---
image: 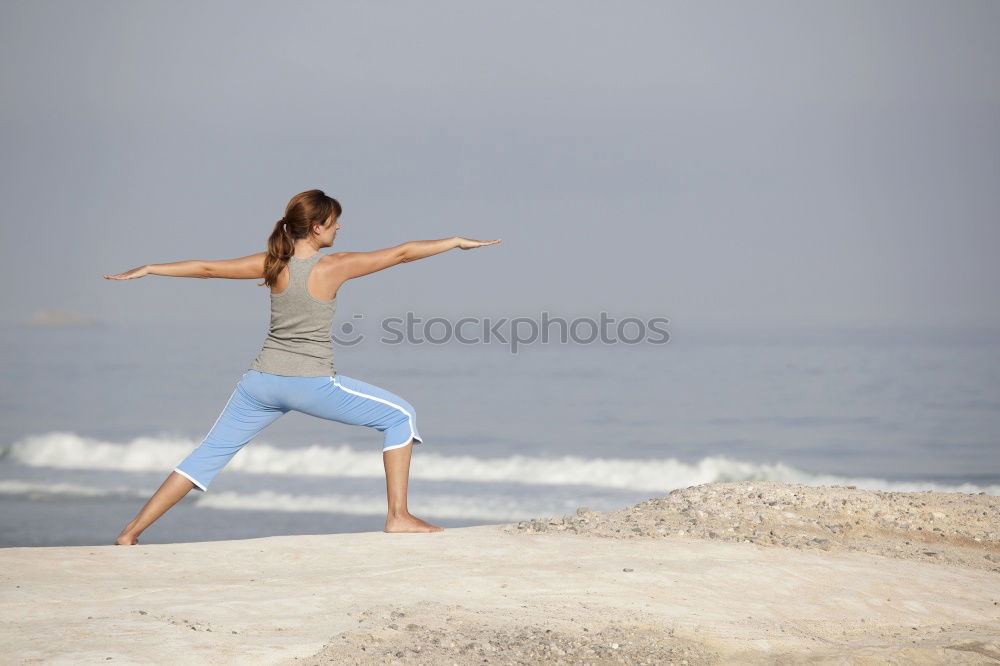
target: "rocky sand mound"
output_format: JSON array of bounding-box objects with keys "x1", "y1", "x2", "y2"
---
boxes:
[{"x1": 502, "y1": 480, "x2": 1000, "y2": 573}]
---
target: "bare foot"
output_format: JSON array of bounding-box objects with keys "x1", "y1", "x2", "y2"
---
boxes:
[
  {"x1": 384, "y1": 512, "x2": 444, "y2": 533},
  {"x1": 114, "y1": 533, "x2": 139, "y2": 545}
]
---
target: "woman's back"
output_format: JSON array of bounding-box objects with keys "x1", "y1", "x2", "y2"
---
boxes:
[{"x1": 249, "y1": 252, "x2": 338, "y2": 377}]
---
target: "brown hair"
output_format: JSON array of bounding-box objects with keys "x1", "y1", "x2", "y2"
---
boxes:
[{"x1": 258, "y1": 189, "x2": 342, "y2": 288}]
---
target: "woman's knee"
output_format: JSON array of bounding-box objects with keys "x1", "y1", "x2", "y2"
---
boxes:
[{"x1": 393, "y1": 394, "x2": 417, "y2": 418}]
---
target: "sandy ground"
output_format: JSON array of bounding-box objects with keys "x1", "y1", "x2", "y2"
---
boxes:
[{"x1": 1, "y1": 481, "x2": 998, "y2": 665}]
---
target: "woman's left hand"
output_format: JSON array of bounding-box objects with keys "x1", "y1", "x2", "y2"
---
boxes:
[{"x1": 104, "y1": 265, "x2": 150, "y2": 280}]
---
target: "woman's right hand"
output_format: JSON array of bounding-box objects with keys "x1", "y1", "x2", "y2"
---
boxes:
[
  {"x1": 104, "y1": 265, "x2": 150, "y2": 280},
  {"x1": 456, "y1": 237, "x2": 502, "y2": 250}
]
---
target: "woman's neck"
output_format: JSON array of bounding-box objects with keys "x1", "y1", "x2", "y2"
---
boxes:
[{"x1": 293, "y1": 243, "x2": 321, "y2": 257}]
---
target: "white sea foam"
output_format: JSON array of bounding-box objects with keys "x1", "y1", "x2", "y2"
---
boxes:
[{"x1": 2, "y1": 431, "x2": 998, "y2": 495}]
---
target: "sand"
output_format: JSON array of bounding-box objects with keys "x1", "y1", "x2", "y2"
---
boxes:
[{"x1": 1, "y1": 481, "x2": 998, "y2": 665}]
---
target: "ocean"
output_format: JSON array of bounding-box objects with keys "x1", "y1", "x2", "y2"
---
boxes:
[{"x1": 1, "y1": 320, "x2": 998, "y2": 547}]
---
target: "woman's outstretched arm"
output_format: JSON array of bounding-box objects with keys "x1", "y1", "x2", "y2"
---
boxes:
[
  {"x1": 404, "y1": 236, "x2": 501, "y2": 261},
  {"x1": 104, "y1": 253, "x2": 267, "y2": 280},
  {"x1": 331, "y1": 236, "x2": 500, "y2": 281}
]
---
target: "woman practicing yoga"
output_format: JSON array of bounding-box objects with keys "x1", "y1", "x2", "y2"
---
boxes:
[{"x1": 103, "y1": 188, "x2": 500, "y2": 545}]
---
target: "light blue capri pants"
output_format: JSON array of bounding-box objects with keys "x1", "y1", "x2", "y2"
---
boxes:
[{"x1": 174, "y1": 370, "x2": 423, "y2": 491}]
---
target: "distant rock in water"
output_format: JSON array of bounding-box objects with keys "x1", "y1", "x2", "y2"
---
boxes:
[{"x1": 26, "y1": 309, "x2": 102, "y2": 327}]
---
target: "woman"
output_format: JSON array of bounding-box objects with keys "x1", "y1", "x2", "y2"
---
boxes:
[{"x1": 104, "y1": 189, "x2": 500, "y2": 545}]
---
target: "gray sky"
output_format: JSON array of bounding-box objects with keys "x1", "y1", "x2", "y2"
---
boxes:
[{"x1": 2, "y1": 0, "x2": 998, "y2": 329}]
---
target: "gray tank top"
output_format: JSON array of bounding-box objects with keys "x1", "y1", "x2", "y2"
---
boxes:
[{"x1": 249, "y1": 252, "x2": 338, "y2": 377}]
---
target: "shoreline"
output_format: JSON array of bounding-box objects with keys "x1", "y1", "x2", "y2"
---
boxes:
[{"x1": 2, "y1": 481, "x2": 998, "y2": 664}]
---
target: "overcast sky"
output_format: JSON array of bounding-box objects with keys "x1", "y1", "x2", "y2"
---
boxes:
[{"x1": 1, "y1": 0, "x2": 998, "y2": 330}]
